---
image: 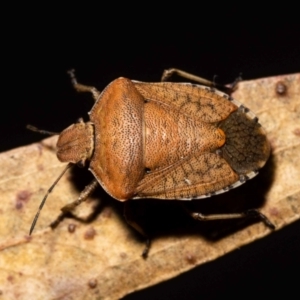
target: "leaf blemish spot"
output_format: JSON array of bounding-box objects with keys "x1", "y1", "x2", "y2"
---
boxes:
[
  {"x1": 101, "y1": 207, "x2": 113, "y2": 218},
  {"x1": 275, "y1": 81, "x2": 287, "y2": 96},
  {"x1": 68, "y1": 223, "x2": 76, "y2": 233},
  {"x1": 120, "y1": 252, "x2": 128, "y2": 259},
  {"x1": 24, "y1": 235, "x2": 32, "y2": 242},
  {"x1": 185, "y1": 252, "x2": 196, "y2": 264},
  {"x1": 88, "y1": 279, "x2": 97, "y2": 289},
  {"x1": 15, "y1": 190, "x2": 31, "y2": 210},
  {"x1": 84, "y1": 227, "x2": 96, "y2": 240},
  {"x1": 292, "y1": 128, "x2": 300, "y2": 137},
  {"x1": 269, "y1": 207, "x2": 279, "y2": 216}
]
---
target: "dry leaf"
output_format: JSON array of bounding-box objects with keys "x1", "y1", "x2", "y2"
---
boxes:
[{"x1": 0, "y1": 74, "x2": 299, "y2": 300}]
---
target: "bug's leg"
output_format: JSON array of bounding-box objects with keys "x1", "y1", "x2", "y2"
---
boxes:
[
  {"x1": 50, "y1": 179, "x2": 98, "y2": 229},
  {"x1": 161, "y1": 68, "x2": 216, "y2": 86},
  {"x1": 124, "y1": 201, "x2": 151, "y2": 258},
  {"x1": 183, "y1": 204, "x2": 275, "y2": 230},
  {"x1": 67, "y1": 69, "x2": 101, "y2": 101},
  {"x1": 161, "y1": 68, "x2": 238, "y2": 93}
]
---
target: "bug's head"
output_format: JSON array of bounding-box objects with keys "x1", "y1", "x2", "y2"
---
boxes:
[{"x1": 57, "y1": 118, "x2": 94, "y2": 167}]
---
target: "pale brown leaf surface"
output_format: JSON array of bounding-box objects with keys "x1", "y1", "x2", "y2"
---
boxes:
[{"x1": 0, "y1": 74, "x2": 299, "y2": 300}]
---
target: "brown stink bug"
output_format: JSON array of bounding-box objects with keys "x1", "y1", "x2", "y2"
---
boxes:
[{"x1": 29, "y1": 68, "x2": 274, "y2": 257}]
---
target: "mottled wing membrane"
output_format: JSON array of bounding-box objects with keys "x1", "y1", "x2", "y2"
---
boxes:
[
  {"x1": 133, "y1": 82, "x2": 237, "y2": 123},
  {"x1": 135, "y1": 153, "x2": 239, "y2": 200}
]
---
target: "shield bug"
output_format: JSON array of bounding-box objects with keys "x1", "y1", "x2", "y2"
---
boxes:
[{"x1": 29, "y1": 68, "x2": 274, "y2": 257}]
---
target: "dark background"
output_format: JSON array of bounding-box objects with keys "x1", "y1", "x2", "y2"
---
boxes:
[{"x1": 2, "y1": 4, "x2": 300, "y2": 299}]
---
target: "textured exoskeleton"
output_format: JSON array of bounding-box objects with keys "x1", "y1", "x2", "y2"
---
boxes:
[
  {"x1": 58, "y1": 77, "x2": 270, "y2": 201},
  {"x1": 30, "y1": 69, "x2": 274, "y2": 257}
]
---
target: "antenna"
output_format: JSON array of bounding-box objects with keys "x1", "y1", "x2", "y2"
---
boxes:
[
  {"x1": 29, "y1": 163, "x2": 72, "y2": 235},
  {"x1": 27, "y1": 125, "x2": 59, "y2": 136}
]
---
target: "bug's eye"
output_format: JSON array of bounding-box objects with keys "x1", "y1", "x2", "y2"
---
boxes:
[{"x1": 77, "y1": 160, "x2": 85, "y2": 168}]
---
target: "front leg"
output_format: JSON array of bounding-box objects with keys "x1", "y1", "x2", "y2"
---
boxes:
[
  {"x1": 50, "y1": 179, "x2": 99, "y2": 229},
  {"x1": 68, "y1": 69, "x2": 101, "y2": 101}
]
